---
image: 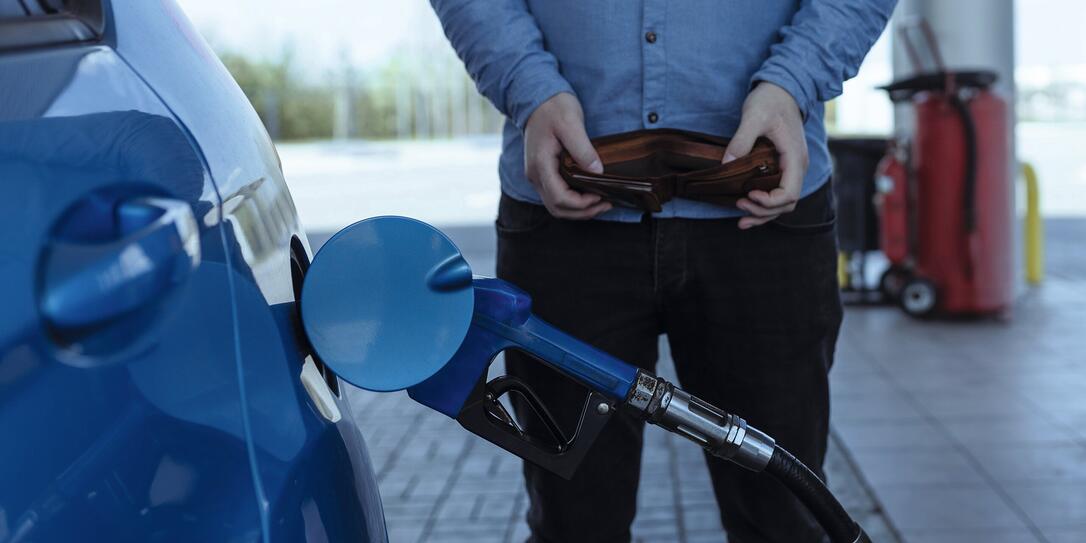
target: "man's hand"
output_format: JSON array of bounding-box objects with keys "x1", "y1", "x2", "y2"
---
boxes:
[
  {"x1": 524, "y1": 93, "x2": 612, "y2": 219},
  {"x1": 723, "y1": 82, "x2": 808, "y2": 230}
]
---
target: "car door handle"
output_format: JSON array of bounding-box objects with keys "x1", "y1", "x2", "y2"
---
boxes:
[{"x1": 41, "y1": 197, "x2": 201, "y2": 329}]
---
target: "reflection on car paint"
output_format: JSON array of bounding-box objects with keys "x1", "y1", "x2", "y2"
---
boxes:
[
  {"x1": 0, "y1": 2, "x2": 387, "y2": 541},
  {"x1": 0, "y1": 45, "x2": 265, "y2": 542}
]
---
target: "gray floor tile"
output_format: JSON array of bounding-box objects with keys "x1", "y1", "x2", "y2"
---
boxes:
[
  {"x1": 968, "y1": 443, "x2": 1086, "y2": 484},
  {"x1": 832, "y1": 418, "x2": 957, "y2": 451},
  {"x1": 383, "y1": 501, "x2": 439, "y2": 520},
  {"x1": 509, "y1": 521, "x2": 530, "y2": 542},
  {"x1": 681, "y1": 504, "x2": 724, "y2": 532},
  {"x1": 874, "y1": 484, "x2": 1029, "y2": 531},
  {"x1": 678, "y1": 488, "x2": 718, "y2": 507},
  {"x1": 387, "y1": 524, "x2": 425, "y2": 543},
  {"x1": 855, "y1": 515, "x2": 904, "y2": 543},
  {"x1": 634, "y1": 505, "x2": 677, "y2": 522},
  {"x1": 910, "y1": 390, "x2": 1037, "y2": 419},
  {"x1": 992, "y1": 369, "x2": 1086, "y2": 392},
  {"x1": 1043, "y1": 527, "x2": 1086, "y2": 543},
  {"x1": 831, "y1": 366, "x2": 902, "y2": 387},
  {"x1": 833, "y1": 391, "x2": 927, "y2": 422},
  {"x1": 898, "y1": 528, "x2": 1041, "y2": 542},
  {"x1": 848, "y1": 448, "x2": 987, "y2": 487},
  {"x1": 1046, "y1": 407, "x2": 1086, "y2": 442},
  {"x1": 891, "y1": 372, "x2": 1020, "y2": 395},
  {"x1": 427, "y1": 525, "x2": 506, "y2": 543},
  {"x1": 1002, "y1": 481, "x2": 1086, "y2": 527},
  {"x1": 940, "y1": 415, "x2": 1080, "y2": 448},
  {"x1": 630, "y1": 521, "x2": 680, "y2": 540},
  {"x1": 1017, "y1": 382, "x2": 1086, "y2": 405},
  {"x1": 827, "y1": 445, "x2": 886, "y2": 511},
  {"x1": 684, "y1": 530, "x2": 728, "y2": 543}
]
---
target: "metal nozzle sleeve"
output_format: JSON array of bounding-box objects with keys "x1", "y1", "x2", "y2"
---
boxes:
[{"x1": 623, "y1": 370, "x2": 776, "y2": 472}]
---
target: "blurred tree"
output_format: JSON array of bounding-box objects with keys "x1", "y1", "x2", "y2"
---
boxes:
[
  {"x1": 215, "y1": 44, "x2": 504, "y2": 141},
  {"x1": 219, "y1": 46, "x2": 334, "y2": 140}
]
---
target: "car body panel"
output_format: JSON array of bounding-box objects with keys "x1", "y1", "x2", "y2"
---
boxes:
[
  {"x1": 108, "y1": 1, "x2": 386, "y2": 539},
  {"x1": 0, "y1": 43, "x2": 264, "y2": 542},
  {"x1": 0, "y1": 1, "x2": 386, "y2": 541}
]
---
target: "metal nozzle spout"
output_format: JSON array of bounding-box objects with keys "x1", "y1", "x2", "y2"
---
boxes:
[{"x1": 623, "y1": 370, "x2": 776, "y2": 472}]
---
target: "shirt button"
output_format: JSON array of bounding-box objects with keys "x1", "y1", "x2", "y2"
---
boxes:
[
  {"x1": 648, "y1": 112, "x2": 659, "y2": 124},
  {"x1": 645, "y1": 31, "x2": 657, "y2": 44}
]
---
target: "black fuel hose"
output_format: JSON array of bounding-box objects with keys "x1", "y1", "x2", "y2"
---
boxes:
[
  {"x1": 630, "y1": 374, "x2": 871, "y2": 542},
  {"x1": 764, "y1": 445, "x2": 869, "y2": 543}
]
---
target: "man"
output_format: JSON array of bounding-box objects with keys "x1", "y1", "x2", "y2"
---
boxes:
[{"x1": 430, "y1": 1, "x2": 896, "y2": 541}]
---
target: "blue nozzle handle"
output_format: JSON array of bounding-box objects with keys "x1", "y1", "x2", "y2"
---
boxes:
[
  {"x1": 407, "y1": 278, "x2": 638, "y2": 417},
  {"x1": 475, "y1": 314, "x2": 637, "y2": 401}
]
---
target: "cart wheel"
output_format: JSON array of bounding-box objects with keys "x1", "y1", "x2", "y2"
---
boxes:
[
  {"x1": 879, "y1": 266, "x2": 910, "y2": 301},
  {"x1": 900, "y1": 278, "x2": 937, "y2": 317}
]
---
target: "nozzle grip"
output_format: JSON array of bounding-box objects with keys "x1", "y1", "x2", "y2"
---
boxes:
[
  {"x1": 455, "y1": 374, "x2": 614, "y2": 479},
  {"x1": 474, "y1": 314, "x2": 638, "y2": 402},
  {"x1": 469, "y1": 278, "x2": 637, "y2": 401}
]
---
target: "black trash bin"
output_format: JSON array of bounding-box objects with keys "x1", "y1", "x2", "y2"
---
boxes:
[
  {"x1": 829, "y1": 137, "x2": 887, "y2": 252},
  {"x1": 828, "y1": 137, "x2": 888, "y2": 299}
]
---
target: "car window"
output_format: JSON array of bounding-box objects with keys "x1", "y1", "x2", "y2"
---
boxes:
[
  {"x1": 0, "y1": 0, "x2": 104, "y2": 51},
  {"x1": 0, "y1": 0, "x2": 27, "y2": 17}
]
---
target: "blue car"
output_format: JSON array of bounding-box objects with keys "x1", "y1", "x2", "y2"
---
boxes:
[{"x1": 0, "y1": 1, "x2": 387, "y2": 541}]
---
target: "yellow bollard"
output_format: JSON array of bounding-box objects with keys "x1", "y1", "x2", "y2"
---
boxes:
[
  {"x1": 1021, "y1": 162, "x2": 1044, "y2": 285},
  {"x1": 838, "y1": 251, "x2": 849, "y2": 289}
]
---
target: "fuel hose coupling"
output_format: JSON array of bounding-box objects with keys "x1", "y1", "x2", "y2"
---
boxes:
[{"x1": 624, "y1": 370, "x2": 776, "y2": 472}]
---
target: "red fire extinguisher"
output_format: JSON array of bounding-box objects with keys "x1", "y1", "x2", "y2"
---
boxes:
[{"x1": 875, "y1": 20, "x2": 1013, "y2": 318}]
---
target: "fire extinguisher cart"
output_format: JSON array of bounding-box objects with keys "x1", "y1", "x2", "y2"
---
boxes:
[{"x1": 875, "y1": 21, "x2": 1013, "y2": 318}]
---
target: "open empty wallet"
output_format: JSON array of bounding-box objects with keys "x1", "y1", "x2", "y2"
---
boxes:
[{"x1": 558, "y1": 128, "x2": 782, "y2": 212}]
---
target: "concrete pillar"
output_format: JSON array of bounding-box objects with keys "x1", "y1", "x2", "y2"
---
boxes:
[{"x1": 893, "y1": 0, "x2": 1016, "y2": 141}]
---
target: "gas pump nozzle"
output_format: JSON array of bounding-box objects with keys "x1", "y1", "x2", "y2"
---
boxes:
[
  {"x1": 405, "y1": 277, "x2": 777, "y2": 477},
  {"x1": 302, "y1": 217, "x2": 869, "y2": 543},
  {"x1": 626, "y1": 372, "x2": 777, "y2": 471}
]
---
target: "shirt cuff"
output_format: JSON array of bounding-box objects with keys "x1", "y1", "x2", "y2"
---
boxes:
[
  {"x1": 507, "y1": 67, "x2": 575, "y2": 130},
  {"x1": 751, "y1": 61, "x2": 815, "y2": 122}
]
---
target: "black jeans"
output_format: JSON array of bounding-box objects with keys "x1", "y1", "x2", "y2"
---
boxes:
[{"x1": 495, "y1": 183, "x2": 842, "y2": 543}]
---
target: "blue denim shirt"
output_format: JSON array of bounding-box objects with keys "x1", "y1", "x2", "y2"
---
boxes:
[{"x1": 432, "y1": 0, "x2": 896, "y2": 221}]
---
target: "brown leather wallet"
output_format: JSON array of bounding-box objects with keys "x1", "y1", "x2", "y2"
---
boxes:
[{"x1": 559, "y1": 128, "x2": 782, "y2": 212}]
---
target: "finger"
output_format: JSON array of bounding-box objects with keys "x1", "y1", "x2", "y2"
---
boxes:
[
  {"x1": 552, "y1": 200, "x2": 613, "y2": 220},
  {"x1": 525, "y1": 136, "x2": 562, "y2": 189},
  {"x1": 746, "y1": 190, "x2": 798, "y2": 214},
  {"x1": 555, "y1": 120, "x2": 603, "y2": 174},
  {"x1": 736, "y1": 198, "x2": 785, "y2": 218},
  {"x1": 754, "y1": 140, "x2": 806, "y2": 210},
  {"x1": 537, "y1": 158, "x2": 602, "y2": 210},
  {"x1": 722, "y1": 115, "x2": 761, "y2": 163},
  {"x1": 738, "y1": 214, "x2": 777, "y2": 230}
]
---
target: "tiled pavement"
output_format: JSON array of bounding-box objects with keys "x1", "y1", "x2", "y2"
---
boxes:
[
  {"x1": 346, "y1": 352, "x2": 897, "y2": 543},
  {"x1": 313, "y1": 218, "x2": 1086, "y2": 543},
  {"x1": 829, "y1": 219, "x2": 1086, "y2": 543}
]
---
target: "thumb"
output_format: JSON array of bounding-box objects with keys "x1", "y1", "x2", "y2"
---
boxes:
[
  {"x1": 556, "y1": 122, "x2": 603, "y2": 174},
  {"x1": 723, "y1": 117, "x2": 760, "y2": 164}
]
